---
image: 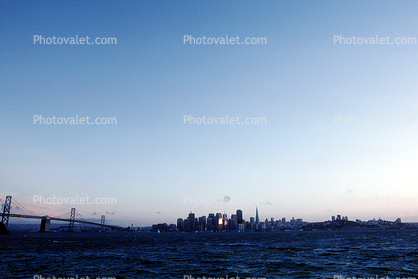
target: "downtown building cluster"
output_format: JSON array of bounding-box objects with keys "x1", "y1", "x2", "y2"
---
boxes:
[
  {"x1": 149, "y1": 210, "x2": 407, "y2": 232},
  {"x1": 175, "y1": 208, "x2": 305, "y2": 232},
  {"x1": 176, "y1": 210, "x2": 245, "y2": 232}
]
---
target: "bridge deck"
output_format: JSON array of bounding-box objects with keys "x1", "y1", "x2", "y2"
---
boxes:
[{"x1": 0, "y1": 213, "x2": 121, "y2": 229}]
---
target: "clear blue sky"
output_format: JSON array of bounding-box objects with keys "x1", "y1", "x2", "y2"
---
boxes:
[{"x1": 1, "y1": 0, "x2": 417, "y2": 226}]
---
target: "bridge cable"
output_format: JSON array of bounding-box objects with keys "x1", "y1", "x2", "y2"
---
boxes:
[
  {"x1": 12, "y1": 199, "x2": 35, "y2": 215},
  {"x1": 54, "y1": 210, "x2": 71, "y2": 218}
]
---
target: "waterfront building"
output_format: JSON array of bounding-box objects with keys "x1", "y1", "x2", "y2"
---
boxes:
[
  {"x1": 188, "y1": 212, "x2": 195, "y2": 231},
  {"x1": 215, "y1": 213, "x2": 223, "y2": 231},
  {"x1": 198, "y1": 216, "x2": 206, "y2": 230},
  {"x1": 206, "y1": 217, "x2": 213, "y2": 231},
  {"x1": 177, "y1": 218, "x2": 184, "y2": 231},
  {"x1": 231, "y1": 214, "x2": 238, "y2": 230},
  {"x1": 184, "y1": 219, "x2": 190, "y2": 232},
  {"x1": 237, "y1": 209, "x2": 243, "y2": 224}
]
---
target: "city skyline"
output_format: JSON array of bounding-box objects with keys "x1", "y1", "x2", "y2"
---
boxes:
[
  {"x1": 149, "y1": 206, "x2": 407, "y2": 232},
  {"x1": 1, "y1": 194, "x2": 410, "y2": 229},
  {"x1": 0, "y1": 194, "x2": 415, "y2": 227}
]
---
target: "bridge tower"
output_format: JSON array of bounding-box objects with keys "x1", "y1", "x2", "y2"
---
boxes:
[
  {"x1": 39, "y1": 217, "x2": 51, "y2": 232},
  {"x1": 1, "y1": 196, "x2": 12, "y2": 229},
  {"x1": 101, "y1": 215, "x2": 105, "y2": 232},
  {"x1": 68, "y1": 208, "x2": 75, "y2": 232}
]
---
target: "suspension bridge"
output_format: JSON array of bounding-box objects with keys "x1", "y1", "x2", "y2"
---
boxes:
[{"x1": 0, "y1": 196, "x2": 123, "y2": 232}]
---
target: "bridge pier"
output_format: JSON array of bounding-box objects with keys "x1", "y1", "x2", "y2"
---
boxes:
[{"x1": 39, "y1": 217, "x2": 51, "y2": 232}]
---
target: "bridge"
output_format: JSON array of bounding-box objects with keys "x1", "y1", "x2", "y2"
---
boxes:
[{"x1": 1, "y1": 196, "x2": 123, "y2": 232}]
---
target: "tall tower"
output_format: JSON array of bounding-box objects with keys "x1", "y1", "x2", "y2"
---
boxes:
[
  {"x1": 236, "y1": 209, "x2": 243, "y2": 224},
  {"x1": 215, "y1": 213, "x2": 223, "y2": 231},
  {"x1": 177, "y1": 218, "x2": 184, "y2": 231},
  {"x1": 188, "y1": 212, "x2": 195, "y2": 231},
  {"x1": 256, "y1": 207, "x2": 259, "y2": 225}
]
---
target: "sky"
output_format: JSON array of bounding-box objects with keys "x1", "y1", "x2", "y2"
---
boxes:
[{"x1": 1, "y1": 0, "x2": 417, "y2": 227}]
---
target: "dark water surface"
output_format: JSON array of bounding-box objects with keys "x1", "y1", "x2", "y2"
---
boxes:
[{"x1": 1, "y1": 230, "x2": 417, "y2": 279}]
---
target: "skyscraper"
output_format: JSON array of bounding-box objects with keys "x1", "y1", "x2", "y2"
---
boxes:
[
  {"x1": 177, "y1": 218, "x2": 184, "y2": 231},
  {"x1": 231, "y1": 214, "x2": 238, "y2": 230},
  {"x1": 206, "y1": 218, "x2": 213, "y2": 231},
  {"x1": 208, "y1": 213, "x2": 215, "y2": 224},
  {"x1": 256, "y1": 207, "x2": 259, "y2": 225},
  {"x1": 199, "y1": 216, "x2": 206, "y2": 230},
  {"x1": 188, "y1": 212, "x2": 195, "y2": 231},
  {"x1": 215, "y1": 213, "x2": 223, "y2": 231},
  {"x1": 228, "y1": 218, "x2": 235, "y2": 230},
  {"x1": 223, "y1": 213, "x2": 228, "y2": 230},
  {"x1": 236, "y1": 209, "x2": 243, "y2": 224},
  {"x1": 184, "y1": 219, "x2": 190, "y2": 231}
]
